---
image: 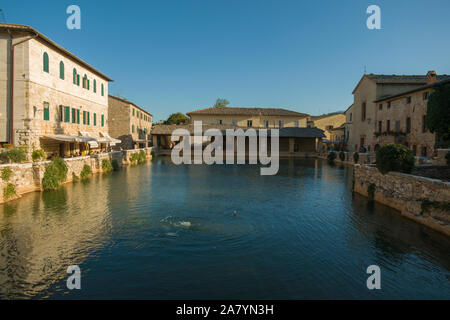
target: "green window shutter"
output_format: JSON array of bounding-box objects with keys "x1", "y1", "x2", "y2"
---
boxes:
[
  {"x1": 93, "y1": 80, "x2": 96, "y2": 93},
  {"x1": 101, "y1": 114, "x2": 104, "y2": 127},
  {"x1": 77, "y1": 74, "x2": 80, "y2": 86},
  {"x1": 77, "y1": 109, "x2": 80, "y2": 124},
  {"x1": 93, "y1": 113, "x2": 97, "y2": 126},
  {"x1": 73, "y1": 68, "x2": 77, "y2": 84},
  {"x1": 64, "y1": 106, "x2": 70, "y2": 123},
  {"x1": 83, "y1": 111, "x2": 86, "y2": 125},
  {"x1": 72, "y1": 108, "x2": 76, "y2": 123},
  {"x1": 132, "y1": 109, "x2": 135, "y2": 116},
  {"x1": 132, "y1": 125, "x2": 134, "y2": 133},
  {"x1": 59, "y1": 61, "x2": 64, "y2": 79},
  {"x1": 87, "y1": 79, "x2": 90, "y2": 90},
  {"x1": 101, "y1": 84, "x2": 104, "y2": 96},
  {"x1": 43, "y1": 52, "x2": 49, "y2": 73},
  {"x1": 43, "y1": 102, "x2": 50, "y2": 121},
  {"x1": 87, "y1": 112, "x2": 90, "y2": 125}
]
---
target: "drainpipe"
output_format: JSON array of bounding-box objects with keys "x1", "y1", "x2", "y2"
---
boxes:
[{"x1": 6, "y1": 29, "x2": 38, "y2": 145}]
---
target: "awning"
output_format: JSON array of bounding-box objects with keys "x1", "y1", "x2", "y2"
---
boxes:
[
  {"x1": 43, "y1": 134, "x2": 91, "y2": 143},
  {"x1": 79, "y1": 131, "x2": 108, "y2": 146},
  {"x1": 100, "y1": 132, "x2": 121, "y2": 146}
]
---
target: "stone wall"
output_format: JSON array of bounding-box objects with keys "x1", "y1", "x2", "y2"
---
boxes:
[
  {"x1": 354, "y1": 165, "x2": 450, "y2": 236},
  {"x1": 0, "y1": 148, "x2": 152, "y2": 203}
]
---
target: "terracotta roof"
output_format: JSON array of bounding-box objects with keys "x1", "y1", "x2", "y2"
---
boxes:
[
  {"x1": 109, "y1": 95, "x2": 152, "y2": 116},
  {"x1": 151, "y1": 124, "x2": 325, "y2": 138},
  {"x1": 352, "y1": 73, "x2": 450, "y2": 94},
  {"x1": 187, "y1": 106, "x2": 309, "y2": 117},
  {"x1": 0, "y1": 23, "x2": 112, "y2": 81},
  {"x1": 374, "y1": 78, "x2": 450, "y2": 103}
]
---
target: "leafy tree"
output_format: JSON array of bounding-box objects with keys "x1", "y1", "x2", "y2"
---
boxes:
[
  {"x1": 376, "y1": 144, "x2": 414, "y2": 175},
  {"x1": 165, "y1": 112, "x2": 189, "y2": 125},
  {"x1": 213, "y1": 98, "x2": 230, "y2": 108},
  {"x1": 427, "y1": 84, "x2": 450, "y2": 147}
]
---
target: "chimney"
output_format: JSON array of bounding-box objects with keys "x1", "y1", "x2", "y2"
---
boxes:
[{"x1": 427, "y1": 70, "x2": 437, "y2": 84}]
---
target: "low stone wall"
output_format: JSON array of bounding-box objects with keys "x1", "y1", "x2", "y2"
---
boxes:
[
  {"x1": 0, "y1": 148, "x2": 153, "y2": 204},
  {"x1": 354, "y1": 165, "x2": 450, "y2": 236},
  {"x1": 317, "y1": 151, "x2": 376, "y2": 165}
]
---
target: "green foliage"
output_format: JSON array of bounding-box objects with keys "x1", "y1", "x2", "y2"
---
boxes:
[
  {"x1": 80, "y1": 164, "x2": 92, "y2": 180},
  {"x1": 446, "y1": 151, "x2": 450, "y2": 166},
  {"x1": 327, "y1": 151, "x2": 336, "y2": 162},
  {"x1": 213, "y1": 98, "x2": 230, "y2": 108},
  {"x1": 32, "y1": 149, "x2": 46, "y2": 162},
  {"x1": 72, "y1": 172, "x2": 79, "y2": 182},
  {"x1": 0, "y1": 147, "x2": 26, "y2": 163},
  {"x1": 376, "y1": 144, "x2": 415, "y2": 175},
  {"x1": 339, "y1": 151, "x2": 345, "y2": 161},
  {"x1": 102, "y1": 159, "x2": 113, "y2": 173},
  {"x1": 42, "y1": 158, "x2": 68, "y2": 191},
  {"x1": 164, "y1": 112, "x2": 190, "y2": 125},
  {"x1": 353, "y1": 152, "x2": 359, "y2": 164},
  {"x1": 1, "y1": 167, "x2": 13, "y2": 181},
  {"x1": 367, "y1": 183, "x2": 376, "y2": 201},
  {"x1": 111, "y1": 159, "x2": 120, "y2": 171},
  {"x1": 130, "y1": 150, "x2": 147, "y2": 165},
  {"x1": 426, "y1": 84, "x2": 450, "y2": 147},
  {"x1": 3, "y1": 183, "x2": 16, "y2": 200}
]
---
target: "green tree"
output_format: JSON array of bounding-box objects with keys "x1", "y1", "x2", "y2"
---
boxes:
[
  {"x1": 213, "y1": 98, "x2": 230, "y2": 108},
  {"x1": 427, "y1": 84, "x2": 450, "y2": 147},
  {"x1": 165, "y1": 112, "x2": 189, "y2": 125}
]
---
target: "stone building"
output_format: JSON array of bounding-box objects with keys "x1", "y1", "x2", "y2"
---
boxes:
[
  {"x1": 307, "y1": 112, "x2": 345, "y2": 140},
  {"x1": 108, "y1": 95, "x2": 152, "y2": 149},
  {"x1": 347, "y1": 72, "x2": 450, "y2": 152},
  {"x1": 187, "y1": 106, "x2": 309, "y2": 128},
  {"x1": 0, "y1": 23, "x2": 115, "y2": 157},
  {"x1": 373, "y1": 73, "x2": 450, "y2": 157},
  {"x1": 344, "y1": 104, "x2": 354, "y2": 150}
]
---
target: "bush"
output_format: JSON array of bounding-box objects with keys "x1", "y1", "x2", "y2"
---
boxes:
[
  {"x1": 42, "y1": 158, "x2": 68, "y2": 190},
  {"x1": 32, "y1": 149, "x2": 45, "y2": 162},
  {"x1": 376, "y1": 144, "x2": 415, "y2": 175},
  {"x1": 80, "y1": 164, "x2": 92, "y2": 180},
  {"x1": 130, "y1": 151, "x2": 147, "y2": 165},
  {"x1": 0, "y1": 147, "x2": 26, "y2": 163},
  {"x1": 353, "y1": 152, "x2": 359, "y2": 164},
  {"x1": 102, "y1": 159, "x2": 113, "y2": 173},
  {"x1": 3, "y1": 183, "x2": 16, "y2": 200},
  {"x1": 72, "y1": 172, "x2": 79, "y2": 182},
  {"x1": 111, "y1": 159, "x2": 120, "y2": 171},
  {"x1": 339, "y1": 151, "x2": 345, "y2": 161},
  {"x1": 327, "y1": 151, "x2": 336, "y2": 162},
  {"x1": 1, "y1": 167, "x2": 13, "y2": 181},
  {"x1": 446, "y1": 151, "x2": 450, "y2": 166}
]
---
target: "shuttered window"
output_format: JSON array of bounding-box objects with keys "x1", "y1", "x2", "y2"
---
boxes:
[
  {"x1": 43, "y1": 52, "x2": 49, "y2": 73},
  {"x1": 72, "y1": 108, "x2": 76, "y2": 123},
  {"x1": 93, "y1": 113, "x2": 97, "y2": 126},
  {"x1": 64, "y1": 106, "x2": 70, "y2": 123},
  {"x1": 101, "y1": 114, "x2": 105, "y2": 127},
  {"x1": 93, "y1": 79, "x2": 97, "y2": 93},
  {"x1": 59, "y1": 61, "x2": 65, "y2": 79},
  {"x1": 101, "y1": 84, "x2": 104, "y2": 96},
  {"x1": 87, "y1": 112, "x2": 90, "y2": 125},
  {"x1": 83, "y1": 111, "x2": 86, "y2": 125},
  {"x1": 43, "y1": 102, "x2": 50, "y2": 121},
  {"x1": 77, "y1": 109, "x2": 80, "y2": 124},
  {"x1": 73, "y1": 68, "x2": 77, "y2": 84}
]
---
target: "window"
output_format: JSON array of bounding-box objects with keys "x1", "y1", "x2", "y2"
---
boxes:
[
  {"x1": 264, "y1": 120, "x2": 269, "y2": 128},
  {"x1": 83, "y1": 75, "x2": 87, "y2": 89},
  {"x1": 64, "y1": 106, "x2": 70, "y2": 123},
  {"x1": 101, "y1": 84, "x2": 104, "y2": 96},
  {"x1": 294, "y1": 121, "x2": 299, "y2": 127},
  {"x1": 378, "y1": 121, "x2": 382, "y2": 133},
  {"x1": 43, "y1": 52, "x2": 49, "y2": 73},
  {"x1": 43, "y1": 102, "x2": 50, "y2": 121},
  {"x1": 217, "y1": 120, "x2": 222, "y2": 125},
  {"x1": 87, "y1": 79, "x2": 90, "y2": 90},
  {"x1": 422, "y1": 115, "x2": 427, "y2": 133},
  {"x1": 387, "y1": 102, "x2": 391, "y2": 109},
  {"x1": 72, "y1": 108, "x2": 76, "y2": 123},
  {"x1": 395, "y1": 120, "x2": 400, "y2": 132},
  {"x1": 83, "y1": 111, "x2": 86, "y2": 125},
  {"x1": 101, "y1": 114, "x2": 104, "y2": 127},
  {"x1": 378, "y1": 104, "x2": 383, "y2": 111},
  {"x1": 73, "y1": 68, "x2": 77, "y2": 84},
  {"x1": 421, "y1": 146, "x2": 427, "y2": 157},
  {"x1": 132, "y1": 108, "x2": 135, "y2": 116},
  {"x1": 247, "y1": 120, "x2": 253, "y2": 127},
  {"x1": 361, "y1": 102, "x2": 366, "y2": 121},
  {"x1": 386, "y1": 120, "x2": 390, "y2": 132},
  {"x1": 59, "y1": 61, "x2": 64, "y2": 79},
  {"x1": 278, "y1": 120, "x2": 283, "y2": 128},
  {"x1": 232, "y1": 120, "x2": 237, "y2": 126},
  {"x1": 77, "y1": 109, "x2": 80, "y2": 124},
  {"x1": 59, "y1": 105, "x2": 63, "y2": 121},
  {"x1": 93, "y1": 113, "x2": 97, "y2": 126},
  {"x1": 93, "y1": 79, "x2": 97, "y2": 93},
  {"x1": 132, "y1": 124, "x2": 135, "y2": 133},
  {"x1": 406, "y1": 96, "x2": 411, "y2": 104},
  {"x1": 87, "y1": 112, "x2": 90, "y2": 125},
  {"x1": 77, "y1": 74, "x2": 80, "y2": 86},
  {"x1": 423, "y1": 92, "x2": 429, "y2": 100},
  {"x1": 349, "y1": 113, "x2": 352, "y2": 122},
  {"x1": 406, "y1": 117, "x2": 411, "y2": 133}
]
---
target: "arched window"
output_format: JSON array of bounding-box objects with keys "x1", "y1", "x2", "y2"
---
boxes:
[
  {"x1": 83, "y1": 74, "x2": 87, "y2": 89},
  {"x1": 43, "y1": 52, "x2": 49, "y2": 73},
  {"x1": 59, "y1": 61, "x2": 64, "y2": 79},
  {"x1": 101, "y1": 83, "x2": 104, "y2": 96},
  {"x1": 73, "y1": 68, "x2": 77, "y2": 84},
  {"x1": 93, "y1": 79, "x2": 97, "y2": 93}
]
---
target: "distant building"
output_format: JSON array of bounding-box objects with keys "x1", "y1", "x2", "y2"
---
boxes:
[
  {"x1": 108, "y1": 95, "x2": 152, "y2": 149},
  {"x1": 344, "y1": 104, "x2": 354, "y2": 150},
  {"x1": 0, "y1": 23, "x2": 114, "y2": 157},
  {"x1": 187, "y1": 106, "x2": 309, "y2": 128},
  {"x1": 348, "y1": 72, "x2": 450, "y2": 152},
  {"x1": 373, "y1": 73, "x2": 450, "y2": 157},
  {"x1": 307, "y1": 112, "x2": 346, "y2": 141}
]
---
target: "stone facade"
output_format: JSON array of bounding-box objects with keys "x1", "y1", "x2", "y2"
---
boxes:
[
  {"x1": 108, "y1": 95, "x2": 152, "y2": 149},
  {"x1": 0, "y1": 23, "x2": 111, "y2": 158},
  {"x1": 354, "y1": 165, "x2": 450, "y2": 236},
  {"x1": 307, "y1": 113, "x2": 346, "y2": 140}
]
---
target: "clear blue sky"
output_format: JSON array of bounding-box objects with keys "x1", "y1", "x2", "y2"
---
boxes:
[{"x1": 2, "y1": 0, "x2": 450, "y2": 121}]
